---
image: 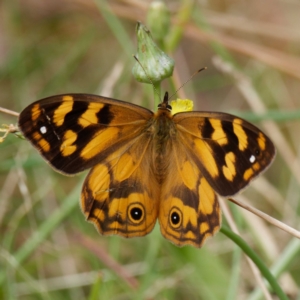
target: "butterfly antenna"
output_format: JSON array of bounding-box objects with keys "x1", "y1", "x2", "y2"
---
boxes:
[
  {"x1": 168, "y1": 67, "x2": 207, "y2": 100},
  {"x1": 133, "y1": 55, "x2": 162, "y2": 101}
]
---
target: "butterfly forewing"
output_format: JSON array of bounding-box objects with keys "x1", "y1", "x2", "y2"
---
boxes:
[
  {"x1": 174, "y1": 111, "x2": 276, "y2": 196},
  {"x1": 18, "y1": 94, "x2": 153, "y2": 174}
]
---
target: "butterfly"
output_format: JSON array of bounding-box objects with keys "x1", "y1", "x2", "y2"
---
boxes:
[{"x1": 18, "y1": 92, "x2": 275, "y2": 247}]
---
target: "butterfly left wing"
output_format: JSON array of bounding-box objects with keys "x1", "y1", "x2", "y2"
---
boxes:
[
  {"x1": 18, "y1": 94, "x2": 153, "y2": 174},
  {"x1": 158, "y1": 111, "x2": 275, "y2": 248},
  {"x1": 81, "y1": 132, "x2": 161, "y2": 238}
]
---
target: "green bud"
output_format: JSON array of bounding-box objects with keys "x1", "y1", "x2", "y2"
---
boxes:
[
  {"x1": 132, "y1": 22, "x2": 174, "y2": 84},
  {"x1": 147, "y1": 1, "x2": 170, "y2": 41}
]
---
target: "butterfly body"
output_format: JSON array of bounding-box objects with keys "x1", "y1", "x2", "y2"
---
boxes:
[
  {"x1": 149, "y1": 109, "x2": 175, "y2": 184},
  {"x1": 19, "y1": 93, "x2": 275, "y2": 247}
]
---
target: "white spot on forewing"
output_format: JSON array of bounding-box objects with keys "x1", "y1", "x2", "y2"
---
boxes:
[
  {"x1": 40, "y1": 126, "x2": 47, "y2": 134},
  {"x1": 249, "y1": 155, "x2": 256, "y2": 163}
]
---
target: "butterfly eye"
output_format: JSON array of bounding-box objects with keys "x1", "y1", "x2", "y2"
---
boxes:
[
  {"x1": 128, "y1": 203, "x2": 145, "y2": 224},
  {"x1": 169, "y1": 207, "x2": 182, "y2": 229}
]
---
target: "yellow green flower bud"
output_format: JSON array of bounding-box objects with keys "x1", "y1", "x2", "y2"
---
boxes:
[
  {"x1": 147, "y1": 1, "x2": 170, "y2": 41},
  {"x1": 132, "y1": 22, "x2": 174, "y2": 84}
]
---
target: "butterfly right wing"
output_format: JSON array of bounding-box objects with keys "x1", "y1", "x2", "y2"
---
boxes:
[
  {"x1": 18, "y1": 94, "x2": 153, "y2": 174},
  {"x1": 81, "y1": 131, "x2": 161, "y2": 238}
]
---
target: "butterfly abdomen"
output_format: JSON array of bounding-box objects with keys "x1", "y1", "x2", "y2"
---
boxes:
[{"x1": 151, "y1": 109, "x2": 176, "y2": 184}]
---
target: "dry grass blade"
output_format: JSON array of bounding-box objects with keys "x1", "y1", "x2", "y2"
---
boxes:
[
  {"x1": 203, "y1": 9, "x2": 300, "y2": 43},
  {"x1": 0, "y1": 107, "x2": 20, "y2": 117},
  {"x1": 185, "y1": 23, "x2": 300, "y2": 80},
  {"x1": 228, "y1": 197, "x2": 300, "y2": 240}
]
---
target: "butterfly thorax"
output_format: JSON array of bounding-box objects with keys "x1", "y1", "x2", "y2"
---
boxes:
[{"x1": 150, "y1": 108, "x2": 176, "y2": 184}]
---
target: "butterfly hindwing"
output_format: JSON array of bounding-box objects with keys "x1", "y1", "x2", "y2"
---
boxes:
[
  {"x1": 18, "y1": 94, "x2": 153, "y2": 174},
  {"x1": 159, "y1": 136, "x2": 221, "y2": 247},
  {"x1": 81, "y1": 133, "x2": 160, "y2": 238}
]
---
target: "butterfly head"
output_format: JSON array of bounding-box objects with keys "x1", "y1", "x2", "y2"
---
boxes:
[{"x1": 158, "y1": 92, "x2": 172, "y2": 111}]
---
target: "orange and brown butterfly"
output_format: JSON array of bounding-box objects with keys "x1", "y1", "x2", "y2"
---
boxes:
[{"x1": 18, "y1": 92, "x2": 275, "y2": 248}]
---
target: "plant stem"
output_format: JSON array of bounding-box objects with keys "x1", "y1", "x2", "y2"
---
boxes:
[{"x1": 221, "y1": 226, "x2": 289, "y2": 300}]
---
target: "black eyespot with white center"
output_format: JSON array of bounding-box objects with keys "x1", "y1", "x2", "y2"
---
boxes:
[
  {"x1": 128, "y1": 203, "x2": 145, "y2": 224},
  {"x1": 169, "y1": 207, "x2": 183, "y2": 229}
]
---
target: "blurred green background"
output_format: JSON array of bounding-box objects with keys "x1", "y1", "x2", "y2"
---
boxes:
[{"x1": 1, "y1": 0, "x2": 300, "y2": 299}]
